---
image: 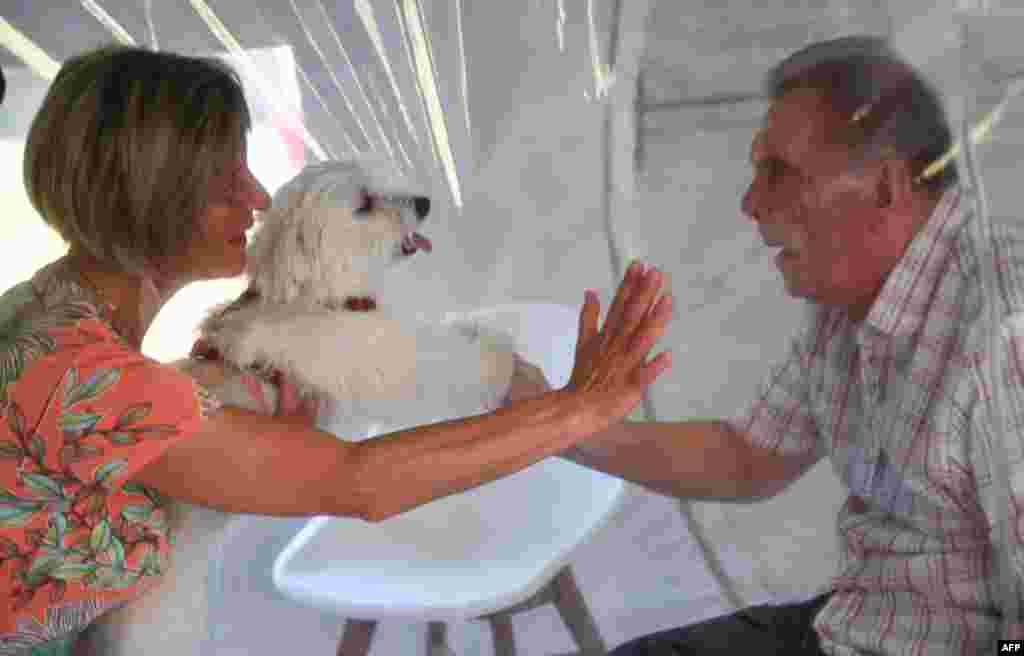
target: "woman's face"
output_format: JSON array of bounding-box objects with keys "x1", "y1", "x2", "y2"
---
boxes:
[{"x1": 178, "y1": 151, "x2": 271, "y2": 282}]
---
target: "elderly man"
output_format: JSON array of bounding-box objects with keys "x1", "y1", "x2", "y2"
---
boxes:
[{"x1": 544, "y1": 34, "x2": 1023, "y2": 654}]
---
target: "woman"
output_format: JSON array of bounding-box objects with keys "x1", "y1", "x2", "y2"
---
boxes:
[{"x1": 0, "y1": 45, "x2": 672, "y2": 651}]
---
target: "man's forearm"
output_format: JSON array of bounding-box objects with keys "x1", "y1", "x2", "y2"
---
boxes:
[{"x1": 562, "y1": 419, "x2": 787, "y2": 502}]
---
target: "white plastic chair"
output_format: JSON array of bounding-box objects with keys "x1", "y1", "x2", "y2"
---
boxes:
[{"x1": 272, "y1": 302, "x2": 626, "y2": 656}]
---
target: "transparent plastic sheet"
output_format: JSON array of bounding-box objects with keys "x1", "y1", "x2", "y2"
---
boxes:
[
  {"x1": 0, "y1": 3, "x2": 638, "y2": 653},
  {"x1": 0, "y1": 1, "x2": 627, "y2": 366},
  {"x1": 4, "y1": 0, "x2": 1024, "y2": 653},
  {"x1": 955, "y1": 3, "x2": 1024, "y2": 636}
]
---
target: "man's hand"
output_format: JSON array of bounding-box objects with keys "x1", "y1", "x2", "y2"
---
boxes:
[{"x1": 503, "y1": 353, "x2": 553, "y2": 404}]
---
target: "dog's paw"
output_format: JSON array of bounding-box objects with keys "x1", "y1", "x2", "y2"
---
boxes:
[
  {"x1": 442, "y1": 319, "x2": 518, "y2": 409},
  {"x1": 477, "y1": 342, "x2": 516, "y2": 409},
  {"x1": 448, "y1": 320, "x2": 517, "y2": 352}
]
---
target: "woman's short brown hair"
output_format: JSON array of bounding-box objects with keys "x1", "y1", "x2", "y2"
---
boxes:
[{"x1": 24, "y1": 45, "x2": 251, "y2": 274}]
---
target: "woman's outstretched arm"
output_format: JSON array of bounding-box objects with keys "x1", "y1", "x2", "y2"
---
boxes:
[{"x1": 130, "y1": 262, "x2": 673, "y2": 521}]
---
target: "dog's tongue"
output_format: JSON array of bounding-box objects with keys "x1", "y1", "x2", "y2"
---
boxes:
[{"x1": 412, "y1": 233, "x2": 432, "y2": 253}]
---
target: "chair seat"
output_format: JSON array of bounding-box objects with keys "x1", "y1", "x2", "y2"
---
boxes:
[
  {"x1": 273, "y1": 458, "x2": 624, "y2": 620},
  {"x1": 273, "y1": 302, "x2": 626, "y2": 621}
]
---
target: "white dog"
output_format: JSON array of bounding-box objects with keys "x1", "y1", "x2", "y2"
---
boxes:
[{"x1": 77, "y1": 157, "x2": 520, "y2": 655}]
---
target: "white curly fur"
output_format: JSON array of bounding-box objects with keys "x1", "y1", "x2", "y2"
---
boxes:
[{"x1": 79, "y1": 156, "x2": 517, "y2": 655}]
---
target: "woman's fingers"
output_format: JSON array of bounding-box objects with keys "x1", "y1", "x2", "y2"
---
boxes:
[
  {"x1": 609, "y1": 264, "x2": 665, "y2": 364},
  {"x1": 577, "y1": 289, "x2": 601, "y2": 356},
  {"x1": 602, "y1": 260, "x2": 644, "y2": 341},
  {"x1": 627, "y1": 288, "x2": 673, "y2": 358},
  {"x1": 625, "y1": 267, "x2": 665, "y2": 334},
  {"x1": 567, "y1": 260, "x2": 672, "y2": 399},
  {"x1": 635, "y1": 350, "x2": 673, "y2": 387}
]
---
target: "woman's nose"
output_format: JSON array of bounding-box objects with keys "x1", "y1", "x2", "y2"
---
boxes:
[
  {"x1": 244, "y1": 170, "x2": 272, "y2": 211},
  {"x1": 253, "y1": 183, "x2": 271, "y2": 211}
]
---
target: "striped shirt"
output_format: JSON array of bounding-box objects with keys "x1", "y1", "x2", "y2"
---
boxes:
[{"x1": 726, "y1": 187, "x2": 1024, "y2": 655}]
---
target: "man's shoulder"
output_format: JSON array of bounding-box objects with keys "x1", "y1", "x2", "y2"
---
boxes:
[{"x1": 946, "y1": 216, "x2": 1024, "y2": 324}]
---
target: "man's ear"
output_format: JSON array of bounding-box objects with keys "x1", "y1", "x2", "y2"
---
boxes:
[{"x1": 875, "y1": 157, "x2": 914, "y2": 210}]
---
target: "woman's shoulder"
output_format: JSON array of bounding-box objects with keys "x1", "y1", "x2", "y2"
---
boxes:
[
  {"x1": 0, "y1": 273, "x2": 221, "y2": 641},
  {"x1": 0, "y1": 263, "x2": 123, "y2": 401}
]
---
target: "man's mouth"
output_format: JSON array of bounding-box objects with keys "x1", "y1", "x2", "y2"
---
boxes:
[
  {"x1": 400, "y1": 232, "x2": 433, "y2": 256},
  {"x1": 763, "y1": 239, "x2": 797, "y2": 258}
]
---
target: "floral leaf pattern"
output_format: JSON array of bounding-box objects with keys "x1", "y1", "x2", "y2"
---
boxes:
[
  {"x1": 0, "y1": 262, "x2": 222, "y2": 648},
  {"x1": 61, "y1": 369, "x2": 119, "y2": 409},
  {"x1": 0, "y1": 597, "x2": 112, "y2": 655},
  {"x1": 0, "y1": 280, "x2": 96, "y2": 406}
]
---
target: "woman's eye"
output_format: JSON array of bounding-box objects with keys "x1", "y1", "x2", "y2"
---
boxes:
[{"x1": 212, "y1": 165, "x2": 244, "y2": 200}]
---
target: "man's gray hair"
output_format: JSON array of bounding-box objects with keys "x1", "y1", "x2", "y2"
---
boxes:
[{"x1": 765, "y1": 35, "x2": 957, "y2": 194}]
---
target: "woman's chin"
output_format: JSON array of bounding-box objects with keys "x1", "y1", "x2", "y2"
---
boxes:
[{"x1": 194, "y1": 258, "x2": 246, "y2": 282}]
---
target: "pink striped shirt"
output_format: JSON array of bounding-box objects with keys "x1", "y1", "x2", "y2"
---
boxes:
[{"x1": 727, "y1": 187, "x2": 1024, "y2": 655}]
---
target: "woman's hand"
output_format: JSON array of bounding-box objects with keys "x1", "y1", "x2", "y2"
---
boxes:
[
  {"x1": 564, "y1": 261, "x2": 673, "y2": 431},
  {"x1": 275, "y1": 375, "x2": 320, "y2": 423},
  {"x1": 503, "y1": 353, "x2": 553, "y2": 404}
]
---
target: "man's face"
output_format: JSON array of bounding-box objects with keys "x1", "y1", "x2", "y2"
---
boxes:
[{"x1": 742, "y1": 87, "x2": 890, "y2": 315}]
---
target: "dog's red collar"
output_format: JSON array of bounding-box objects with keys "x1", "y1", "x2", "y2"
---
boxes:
[
  {"x1": 190, "y1": 338, "x2": 221, "y2": 362},
  {"x1": 227, "y1": 288, "x2": 377, "y2": 312},
  {"x1": 191, "y1": 290, "x2": 377, "y2": 386},
  {"x1": 343, "y1": 296, "x2": 377, "y2": 311}
]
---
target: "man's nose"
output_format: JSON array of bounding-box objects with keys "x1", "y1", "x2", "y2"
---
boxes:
[{"x1": 741, "y1": 181, "x2": 760, "y2": 223}]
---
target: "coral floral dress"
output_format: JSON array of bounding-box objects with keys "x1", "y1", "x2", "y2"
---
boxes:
[{"x1": 0, "y1": 261, "x2": 220, "y2": 654}]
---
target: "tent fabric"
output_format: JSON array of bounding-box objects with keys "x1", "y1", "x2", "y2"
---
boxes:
[{"x1": 2, "y1": 1, "x2": 1024, "y2": 653}]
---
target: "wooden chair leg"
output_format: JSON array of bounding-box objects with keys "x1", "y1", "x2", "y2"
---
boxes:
[
  {"x1": 337, "y1": 619, "x2": 377, "y2": 656},
  {"x1": 551, "y1": 566, "x2": 607, "y2": 655},
  {"x1": 427, "y1": 621, "x2": 456, "y2": 656},
  {"x1": 486, "y1": 613, "x2": 517, "y2": 656}
]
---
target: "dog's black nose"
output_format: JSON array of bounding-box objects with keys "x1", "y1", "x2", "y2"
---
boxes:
[{"x1": 414, "y1": 196, "x2": 430, "y2": 222}]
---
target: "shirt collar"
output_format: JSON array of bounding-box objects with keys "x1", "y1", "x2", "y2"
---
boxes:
[{"x1": 862, "y1": 186, "x2": 970, "y2": 338}]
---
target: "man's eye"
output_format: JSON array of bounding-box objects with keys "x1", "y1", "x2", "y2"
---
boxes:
[{"x1": 758, "y1": 159, "x2": 786, "y2": 178}]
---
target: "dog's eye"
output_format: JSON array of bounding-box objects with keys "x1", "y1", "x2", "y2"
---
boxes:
[{"x1": 356, "y1": 190, "x2": 375, "y2": 215}]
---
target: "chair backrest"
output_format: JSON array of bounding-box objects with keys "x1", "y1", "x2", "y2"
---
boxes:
[{"x1": 456, "y1": 301, "x2": 582, "y2": 389}]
